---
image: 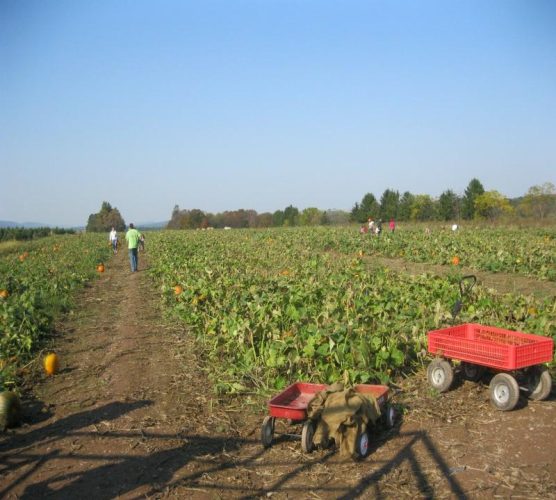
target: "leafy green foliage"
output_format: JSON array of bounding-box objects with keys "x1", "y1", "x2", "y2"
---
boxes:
[
  {"x1": 147, "y1": 227, "x2": 555, "y2": 395},
  {"x1": 0, "y1": 234, "x2": 111, "y2": 389}
]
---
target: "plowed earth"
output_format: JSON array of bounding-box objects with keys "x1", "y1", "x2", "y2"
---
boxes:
[{"x1": 1, "y1": 251, "x2": 555, "y2": 499}]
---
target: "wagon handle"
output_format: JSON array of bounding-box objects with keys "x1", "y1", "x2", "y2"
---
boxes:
[
  {"x1": 451, "y1": 275, "x2": 477, "y2": 323},
  {"x1": 459, "y1": 275, "x2": 476, "y2": 297}
]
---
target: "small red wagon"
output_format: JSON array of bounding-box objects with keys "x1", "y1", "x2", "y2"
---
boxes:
[
  {"x1": 261, "y1": 382, "x2": 396, "y2": 458},
  {"x1": 427, "y1": 323, "x2": 554, "y2": 411}
]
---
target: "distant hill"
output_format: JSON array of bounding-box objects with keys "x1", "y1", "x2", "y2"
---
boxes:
[{"x1": 0, "y1": 220, "x2": 48, "y2": 228}]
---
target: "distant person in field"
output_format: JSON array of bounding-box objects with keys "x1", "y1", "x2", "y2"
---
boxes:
[
  {"x1": 139, "y1": 233, "x2": 145, "y2": 252},
  {"x1": 109, "y1": 227, "x2": 118, "y2": 254},
  {"x1": 125, "y1": 223, "x2": 142, "y2": 272},
  {"x1": 368, "y1": 218, "x2": 375, "y2": 235},
  {"x1": 376, "y1": 219, "x2": 383, "y2": 236},
  {"x1": 389, "y1": 219, "x2": 396, "y2": 233}
]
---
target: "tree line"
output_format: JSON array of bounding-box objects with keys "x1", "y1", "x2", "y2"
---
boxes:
[
  {"x1": 166, "y1": 179, "x2": 555, "y2": 230},
  {"x1": 349, "y1": 179, "x2": 555, "y2": 224},
  {"x1": 83, "y1": 179, "x2": 555, "y2": 232},
  {"x1": 166, "y1": 205, "x2": 351, "y2": 230},
  {"x1": 0, "y1": 227, "x2": 75, "y2": 242}
]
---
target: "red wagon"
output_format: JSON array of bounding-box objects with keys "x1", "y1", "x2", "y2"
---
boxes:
[
  {"x1": 261, "y1": 382, "x2": 396, "y2": 458},
  {"x1": 427, "y1": 323, "x2": 554, "y2": 411}
]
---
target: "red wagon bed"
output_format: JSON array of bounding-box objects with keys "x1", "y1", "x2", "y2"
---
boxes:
[
  {"x1": 427, "y1": 323, "x2": 553, "y2": 370},
  {"x1": 427, "y1": 323, "x2": 553, "y2": 411},
  {"x1": 262, "y1": 382, "x2": 395, "y2": 456},
  {"x1": 267, "y1": 382, "x2": 390, "y2": 420}
]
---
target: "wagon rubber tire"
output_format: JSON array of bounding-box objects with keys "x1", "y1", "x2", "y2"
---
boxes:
[
  {"x1": 355, "y1": 430, "x2": 370, "y2": 459},
  {"x1": 385, "y1": 405, "x2": 397, "y2": 428},
  {"x1": 489, "y1": 373, "x2": 520, "y2": 411},
  {"x1": 301, "y1": 420, "x2": 315, "y2": 453},
  {"x1": 527, "y1": 366, "x2": 552, "y2": 401},
  {"x1": 460, "y1": 362, "x2": 485, "y2": 382},
  {"x1": 427, "y1": 359, "x2": 454, "y2": 393},
  {"x1": 261, "y1": 416, "x2": 275, "y2": 448}
]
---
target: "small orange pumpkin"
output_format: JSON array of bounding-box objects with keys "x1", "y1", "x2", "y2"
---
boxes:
[
  {"x1": 0, "y1": 289, "x2": 9, "y2": 299},
  {"x1": 44, "y1": 353, "x2": 60, "y2": 376},
  {"x1": 174, "y1": 285, "x2": 183, "y2": 295},
  {"x1": 451, "y1": 256, "x2": 460, "y2": 266},
  {"x1": 97, "y1": 264, "x2": 105, "y2": 273}
]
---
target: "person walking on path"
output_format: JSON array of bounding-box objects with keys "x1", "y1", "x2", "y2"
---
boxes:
[
  {"x1": 109, "y1": 227, "x2": 118, "y2": 254},
  {"x1": 125, "y1": 223, "x2": 142, "y2": 272}
]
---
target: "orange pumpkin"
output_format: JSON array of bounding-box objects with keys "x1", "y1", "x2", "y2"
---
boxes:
[
  {"x1": 451, "y1": 256, "x2": 460, "y2": 266},
  {"x1": 44, "y1": 353, "x2": 60, "y2": 376},
  {"x1": 0, "y1": 289, "x2": 8, "y2": 299},
  {"x1": 97, "y1": 264, "x2": 105, "y2": 273},
  {"x1": 174, "y1": 285, "x2": 183, "y2": 295}
]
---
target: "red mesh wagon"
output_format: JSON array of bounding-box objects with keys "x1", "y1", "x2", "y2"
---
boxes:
[{"x1": 427, "y1": 323, "x2": 554, "y2": 411}]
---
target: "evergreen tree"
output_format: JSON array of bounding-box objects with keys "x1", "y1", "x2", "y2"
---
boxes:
[
  {"x1": 398, "y1": 191, "x2": 414, "y2": 221},
  {"x1": 379, "y1": 189, "x2": 400, "y2": 221},
  {"x1": 462, "y1": 178, "x2": 485, "y2": 220},
  {"x1": 283, "y1": 205, "x2": 299, "y2": 226},
  {"x1": 438, "y1": 190, "x2": 460, "y2": 221}
]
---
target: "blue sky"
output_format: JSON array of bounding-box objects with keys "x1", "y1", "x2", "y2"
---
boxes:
[{"x1": 1, "y1": 0, "x2": 555, "y2": 226}]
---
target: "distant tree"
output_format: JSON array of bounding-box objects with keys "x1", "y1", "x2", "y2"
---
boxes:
[
  {"x1": 474, "y1": 191, "x2": 514, "y2": 220},
  {"x1": 398, "y1": 191, "x2": 415, "y2": 221},
  {"x1": 283, "y1": 205, "x2": 299, "y2": 226},
  {"x1": 438, "y1": 190, "x2": 460, "y2": 221},
  {"x1": 167, "y1": 204, "x2": 182, "y2": 229},
  {"x1": 379, "y1": 189, "x2": 399, "y2": 221},
  {"x1": 350, "y1": 202, "x2": 362, "y2": 223},
  {"x1": 272, "y1": 210, "x2": 285, "y2": 227},
  {"x1": 360, "y1": 193, "x2": 380, "y2": 221},
  {"x1": 351, "y1": 193, "x2": 380, "y2": 223},
  {"x1": 86, "y1": 201, "x2": 125, "y2": 232},
  {"x1": 299, "y1": 207, "x2": 324, "y2": 226},
  {"x1": 462, "y1": 178, "x2": 485, "y2": 220},
  {"x1": 257, "y1": 212, "x2": 274, "y2": 227},
  {"x1": 519, "y1": 182, "x2": 556, "y2": 219},
  {"x1": 325, "y1": 209, "x2": 350, "y2": 225},
  {"x1": 410, "y1": 195, "x2": 437, "y2": 221}
]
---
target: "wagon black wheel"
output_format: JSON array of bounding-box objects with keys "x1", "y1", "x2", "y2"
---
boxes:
[
  {"x1": 527, "y1": 366, "x2": 552, "y2": 401},
  {"x1": 301, "y1": 420, "x2": 315, "y2": 453},
  {"x1": 261, "y1": 416, "x2": 275, "y2": 448},
  {"x1": 489, "y1": 373, "x2": 519, "y2": 411},
  {"x1": 427, "y1": 359, "x2": 454, "y2": 393},
  {"x1": 356, "y1": 430, "x2": 370, "y2": 458},
  {"x1": 460, "y1": 362, "x2": 485, "y2": 382},
  {"x1": 385, "y1": 405, "x2": 397, "y2": 428}
]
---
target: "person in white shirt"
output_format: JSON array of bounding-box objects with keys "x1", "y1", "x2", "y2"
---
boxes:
[{"x1": 109, "y1": 227, "x2": 118, "y2": 254}]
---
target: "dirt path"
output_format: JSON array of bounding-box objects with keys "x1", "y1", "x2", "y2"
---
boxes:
[
  {"x1": 368, "y1": 256, "x2": 556, "y2": 299},
  {"x1": 1, "y1": 250, "x2": 555, "y2": 498}
]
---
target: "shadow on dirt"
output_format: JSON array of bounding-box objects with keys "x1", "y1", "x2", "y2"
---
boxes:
[
  {"x1": 2, "y1": 418, "x2": 467, "y2": 499},
  {"x1": 0, "y1": 400, "x2": 153, "y2": 497}
]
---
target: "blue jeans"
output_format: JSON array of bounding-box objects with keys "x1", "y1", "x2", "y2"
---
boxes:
[{"x1": 129, "y1": 248, "x2": 138, "y2": 272}]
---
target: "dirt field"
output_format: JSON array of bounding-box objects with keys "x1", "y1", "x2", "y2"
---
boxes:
[{"x1": 1, "y1": 250, "x2": 555, "y2": 499}]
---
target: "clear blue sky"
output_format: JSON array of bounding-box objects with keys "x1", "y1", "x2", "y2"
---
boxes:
[{"x1": 1, "y1": 0, "x2": 555, "y2": 226}]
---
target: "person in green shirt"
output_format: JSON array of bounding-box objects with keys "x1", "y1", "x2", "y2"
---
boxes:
[{"x1": 125, "y1": 223, "x2": 142, "y2": 272}]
